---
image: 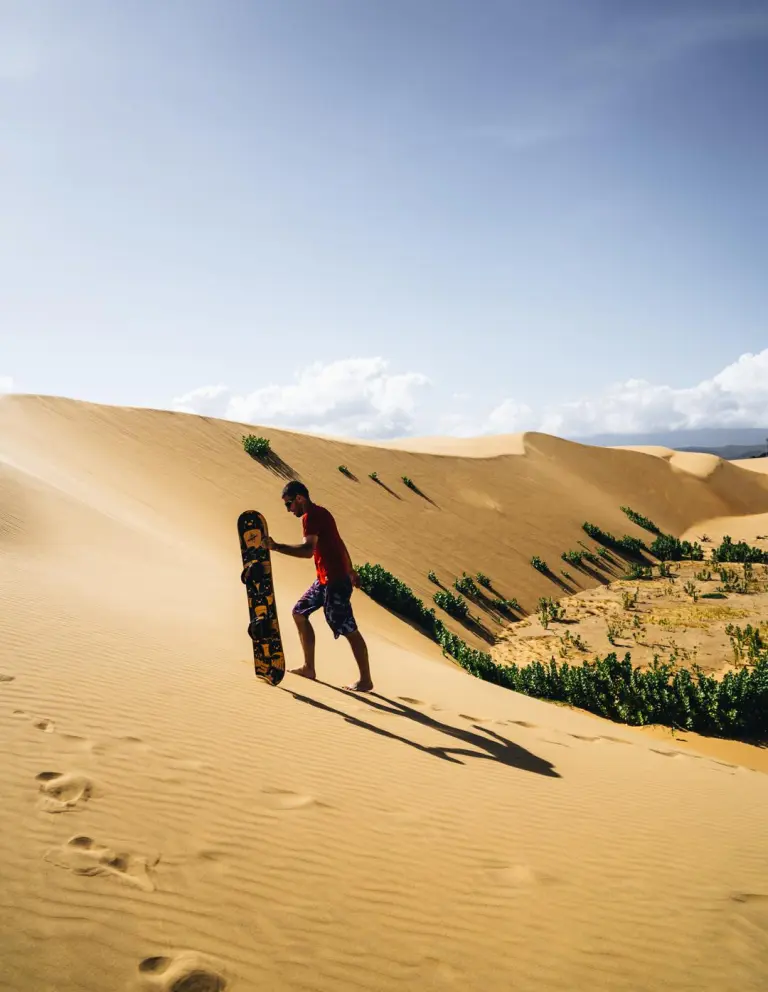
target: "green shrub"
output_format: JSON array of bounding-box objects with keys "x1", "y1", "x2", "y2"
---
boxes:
[
  {"x1": 531, "y1": 556, "x2": 549, "y2": 573},
  {"x1": 427, "y1": 570, "x2": 439, "y2": 584},
  {"x1": 725, "y1": 623, "x2": 764, "y2": 664},
  {"x1": 476, "y1": 572, "x2": 493, "y2": 589},
  {"x1": 493, "y1": 597, "x2": 521, "y2": 616},
  {"x1": 338, "y1": 465, "x2": 353, "y2": 477},
  {"x1": 454, "y1": 573, "x2": 480, "y2": 598},
  {"x1": 717, "y1": 567, "x2": 749, "y2": 594},
  {"x1": 434, "y1": 589, "x2": 470, "y2": 619},
  {"x1": 242, "y1": 434, "x2": 271, "y2": 458},
  {"x1": 606, "y1": 618, "x2": 626, "y2": 645},
  {"x1": 649, "y1": 534, "x2": 704, "y2": 561},
  {"x1": 537, "y1": 597, "x2": 565, "y2": 628},
  {"x1": 369, "y1": 471, "x2": 379, "y2": 481},
  {"x1": 355, "y1": 563, "x2": 437, "y2": 634},
  {"x1": 562, "y1": 550, "x2": 583, "y2": 567},
  {"x1": 402, "y1": 476, "x2": 418, "y2": 491},
  {"x1": 583, "y1": 522, "x2": 617, "y2": 546},
  {"x1": 711, "y1": 536, "x2": 768, "y2": 565},
  {"x1": 616, "y1": 535, "x2": 648, "y2": 554},
  {"x1": 621, "y1": 589, "x2": 638, "y2": 610},
  {"x1": 625, "y1": 563, "x2": 652, "y2": 580},
  {"x1": 355, "y1": 561, "x2": 768, "y2": 740},
  {"x1": 620, "y1": 506, "x2": 661, "y2": 534}
]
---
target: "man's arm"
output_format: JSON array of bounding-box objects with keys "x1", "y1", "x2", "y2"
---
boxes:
[
  {"x1": 266, "y1": 534, "x2": 317, "y2": 558},
  {"x1": 339, "y1": 539, "x2": 359, "y2": 586}
]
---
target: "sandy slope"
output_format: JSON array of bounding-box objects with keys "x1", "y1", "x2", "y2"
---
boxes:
[
  {"x1": 2, "y1": 394, "x2": 768, "y2": 992},
  {"x1": 734, "y1": 457, "x2": 768, "y2": 473}
]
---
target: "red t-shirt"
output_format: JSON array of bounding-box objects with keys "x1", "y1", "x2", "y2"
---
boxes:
[{"x1": 302, "y1": 504, "x2": 349, "y2": 584}]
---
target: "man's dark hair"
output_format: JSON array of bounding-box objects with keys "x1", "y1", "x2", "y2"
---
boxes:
[{"x1": 282, "y1": 480, "x2": 309, "y2": 500}]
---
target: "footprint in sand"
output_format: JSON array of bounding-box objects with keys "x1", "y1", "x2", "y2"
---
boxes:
[
  {"x1": 508, "y1": 719, "x2": 537, "y2": 729},
  {"x1": 482, "y1": 861, "x2": 558, "y2": 889},
  {"x1": 729, "y1": 892, "x2": 768, "y2": 936},
  {"x1": 0, "y1": 673, "x2": 15, "y2": 682},
  {"x1": 138, "y1": 953, "x2": 227, "y2": 991},
  {"x1": 568, "y1": 733, "x2": 632, "y2": 745},
  {"x1": 420, "y1": 957, "x2": 461, "y2": 983},
  {"x1": 92, "y1": 734, "x2": 152, "y2": 756},
  {"x1": 45, "y1": 835, "x2": 159, "y2": 892},
  {"x1": 731, "y1": 892, "x2": 768, "y2": 904},
  {"x1": 36, "y1": 771, "x2": 94, "y2": 812},
  {"x1": 260, "y1": 787, "x2": 329, "y2": 811},
  {"x1": 12, "y1": 712, "x2": 58, "y2": 733},
  {"x1": 397, "y1": 696, "x2": 423, "y2": 705}
]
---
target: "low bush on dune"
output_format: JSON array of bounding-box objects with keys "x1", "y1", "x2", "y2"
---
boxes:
[
  {"x1": 434, "y1": 589, "x2": 470, "y2": 619},
  {"x1": 492, "y1": 597, "x2": 521, "y2": 616},
  {"x1": 537, "y1": 597, "x2": 565, "y2": 628},
  {"x1": 242, "y1": 434, "x2": 271, "y2": 458},
  {"x1": 355, "y1": 564, "x2": 438, "y2": 634},
  {"x1": 355, "y1": 562, "x2": 768, "y2": 741},
  {"x1": 584, "y1": 519, "x2": 707, "y2": 562},
  {"x1": 711, "y1": 536, "x2": 768, "y2": 565},
  {"x1": 453, "y1": 573, "x2": 479, "y2": 597},
  {"x1": 620, "y1": 506, "x2": 661, "y2": 534},
  {"x1": 648, "y1": 534, "x2": 704, "y2": 561}
]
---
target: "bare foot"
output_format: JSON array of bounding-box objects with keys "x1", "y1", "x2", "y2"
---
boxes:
[
  {"x1": 290, "y1": 666, "x2": 316, "y2": 681},
  {"x1": 344, "y1": 680, "x2": 373, "y2": 692}
]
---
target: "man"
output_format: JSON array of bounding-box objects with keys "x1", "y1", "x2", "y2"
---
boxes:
[{"x1": 265, "y1": 480, "x2": 373, "y2": 692}]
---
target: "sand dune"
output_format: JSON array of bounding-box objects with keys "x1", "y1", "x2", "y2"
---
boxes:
[
  {"x1": 2, "y1": 393, "x2": 768, "y2": 992},
  {"x1": 734, "y1": 456, "x2": 768, "y2": 473},
  {"x1": 373, "y1": 432, "x2": 528, "y2": 457}
]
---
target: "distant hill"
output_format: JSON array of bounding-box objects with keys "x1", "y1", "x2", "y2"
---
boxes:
[
  {"x1": 571, "y1": 427, "x2": 768, "y2": 460},
  {"x1": 678, "y1": 443, "x2": 768, "y2": 460}
]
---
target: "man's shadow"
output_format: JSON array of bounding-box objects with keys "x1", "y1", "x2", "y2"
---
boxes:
[{"x1": 282, "y1": 683, "x2": 560, "y2": 778}]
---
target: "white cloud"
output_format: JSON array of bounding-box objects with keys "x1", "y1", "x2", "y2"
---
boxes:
[
  {"x1": 173, "y1": 358, "x2": 431, "y2": 439},
  {"x1": 484, "y1": 349, "x2": 768, "y2": 438},
  {"x1": 172, "y1": 349, "x2": 768, "y2": 442},
  {"x1": 172, "y1": 384, "x2": 229, "y2": 417}
]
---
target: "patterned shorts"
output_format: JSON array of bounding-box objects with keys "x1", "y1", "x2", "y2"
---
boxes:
[{"x1": 292, "y1": 577, "x2": 358, "y2": 639}]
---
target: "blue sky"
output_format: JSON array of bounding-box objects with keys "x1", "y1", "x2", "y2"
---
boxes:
[{"x1": 2, "y1": 0, "x2": 767, "y2": 438}]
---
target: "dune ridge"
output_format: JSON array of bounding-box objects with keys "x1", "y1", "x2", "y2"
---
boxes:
[{"x1": 2, "y1": 393, "x2": 768, "y2": 992}]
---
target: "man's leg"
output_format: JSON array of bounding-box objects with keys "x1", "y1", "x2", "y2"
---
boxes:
[
  {"x1": 292, "y1": 612, "x2": 316, "y2": 679},
  {"x1": 291, "y1": 581, "x2": 324, "y2": 680},
  {"x1": 324, "y1": 579, "x2": 373, "y2": 691},
  {"x1": 342, "y1": 629, "x2": 373, "y2": 692}
]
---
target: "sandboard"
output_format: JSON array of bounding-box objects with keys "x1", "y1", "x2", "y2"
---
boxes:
[{"x1": 237, "y1": 510, "x2": 286, "y2": 686}]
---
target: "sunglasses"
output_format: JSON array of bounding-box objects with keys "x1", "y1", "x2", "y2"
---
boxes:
[{"x1": 284, "y1": 497, "x2": 295, "y2": 508}]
